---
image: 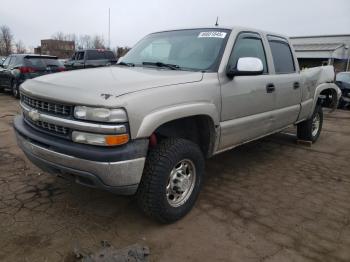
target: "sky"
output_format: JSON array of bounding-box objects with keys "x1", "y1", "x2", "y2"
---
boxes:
[{"x1": 0, "y1": 0, "x2": 349, "y2": 50}]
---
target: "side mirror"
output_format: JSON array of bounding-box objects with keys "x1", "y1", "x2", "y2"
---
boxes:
[{"x1": 227, "y1": 57, "x2": 264, "y2": 78}]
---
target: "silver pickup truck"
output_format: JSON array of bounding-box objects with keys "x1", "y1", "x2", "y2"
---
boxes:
[{"x1": 14, "y1": 26, "x2": 340, "y2": 223}]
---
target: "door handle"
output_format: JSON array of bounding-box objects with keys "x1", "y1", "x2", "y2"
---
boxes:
[
  {"x1": 266, "y1": 83, "x2": 275, "y2": 93},
  {"x1": 293, "y1": 82, "x2": 300, "y2": 89}
]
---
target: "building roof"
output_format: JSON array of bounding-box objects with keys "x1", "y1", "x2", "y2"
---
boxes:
[
  {"x1": 290, "y1": 34, "x2": 350, "y2": 39},
  {"x1": 293, "y1": 43, "x2": 345, "y2": 52}
]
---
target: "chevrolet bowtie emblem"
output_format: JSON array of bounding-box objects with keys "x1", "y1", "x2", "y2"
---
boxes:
[{"x1": 28, "y1": 109, "x2": 40, "y2": 122}]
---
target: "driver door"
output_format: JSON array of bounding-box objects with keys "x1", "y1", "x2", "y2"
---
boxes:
[{"x1": 219, "y1": 32, "x2": 276, "y2": 150}]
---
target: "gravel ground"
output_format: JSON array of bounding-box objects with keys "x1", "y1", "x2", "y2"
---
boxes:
[{"x1": 0, "y1": 92, "x2": 350, "y2": 262}]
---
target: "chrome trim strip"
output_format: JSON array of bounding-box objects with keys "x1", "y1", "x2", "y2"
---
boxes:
[
  {"x1": 21, "y1": 102, "x2": 127, "y2": 134},
  {"x1": 16, "y1": 133, "x2": 145, "y2": 187}
]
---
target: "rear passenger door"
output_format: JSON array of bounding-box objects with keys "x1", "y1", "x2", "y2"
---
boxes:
[
  {"x1": 267, "y1": 36, "x2": 302, "y2": 130},
  {"x1": 219, "y1": 32, "x2": 276, "y2": 150}
]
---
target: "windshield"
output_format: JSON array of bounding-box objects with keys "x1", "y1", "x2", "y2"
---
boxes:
[
  {"x1": 122, "y1": 29, "x2": 230, "y2": 71},
  {"x1": 25, "y1": 57, "x2": 61, "y2": 68},
  {"x1": 336, "y1": 72, "x2": 350, "y2": 83}
]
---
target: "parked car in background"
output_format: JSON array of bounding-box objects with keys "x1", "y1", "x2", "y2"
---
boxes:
[
  {"x1": 335, "y1": 72, "x2": 350, "y2": 108},
  {"x1": 64, "y1": 49, "x2": 117, "y2": 70},
  {"x1": 0, "y1": 54, "x2": 65, "y2": 98}
]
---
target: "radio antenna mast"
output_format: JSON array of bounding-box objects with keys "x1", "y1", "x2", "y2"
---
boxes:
[{"x1": 215, "y1": 17, "x2": 219, "y2": 26}]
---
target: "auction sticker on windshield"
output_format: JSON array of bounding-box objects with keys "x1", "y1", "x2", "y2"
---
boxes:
[{"x1": 198, "y1": 32, "x2": 227, "y2": 38}]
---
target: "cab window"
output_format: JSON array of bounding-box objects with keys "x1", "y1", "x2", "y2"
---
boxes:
[
  {"x1": 268, "y1": 37, "x2": 295, "y2": 74},
  {"x1": 228, "y1": 33, "x2": 268, "y2": 74}
]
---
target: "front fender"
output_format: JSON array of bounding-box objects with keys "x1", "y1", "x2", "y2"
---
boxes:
[{"x1": 135, "y1": 102, "x2": 220, "y2": 138}]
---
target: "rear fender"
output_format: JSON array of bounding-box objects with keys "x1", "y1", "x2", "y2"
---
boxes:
[{"x1": 309, "y1": 83, "x2": 341, "y2": 118}]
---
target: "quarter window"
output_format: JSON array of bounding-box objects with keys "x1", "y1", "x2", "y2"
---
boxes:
[
  {"x1": 228, "y1": 34, "x2": 268, "y2": 73},
  {"x1": 268, "y1": 40, "x2": 295, "y2": 74}
]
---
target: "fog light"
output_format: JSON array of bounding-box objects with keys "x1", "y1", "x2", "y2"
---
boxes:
[{"x1": 72, "y1": 131, "x2": 129, "y2": 146}]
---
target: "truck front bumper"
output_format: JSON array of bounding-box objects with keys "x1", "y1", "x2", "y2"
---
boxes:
[{"x1": 14, "y1": 116, "x2": 148, "y2": 195}]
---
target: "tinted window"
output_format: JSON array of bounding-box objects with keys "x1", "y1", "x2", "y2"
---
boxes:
[
  {"x1": 25, "y1": 57, "x2": 61, "y2": 68},
  {"x1": 228, "y1": 34, "x2": 268, "y2": 73},
  {"x1": 104, "y1": 51, "x2": 116, "y2": 60},
  {"x1": 86, "y1": 50, "x2": 105, "y2": 60},
  {"x1": 76, "y1": 52, "x2": 85, "y2": 60},
  {"x1": 269, "y1": 40, "x2": 295, "y2": 74}
]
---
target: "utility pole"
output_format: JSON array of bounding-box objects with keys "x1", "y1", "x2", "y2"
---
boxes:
[{"x1": 108, "y1": 8, "x2": 111, "y2": 50}]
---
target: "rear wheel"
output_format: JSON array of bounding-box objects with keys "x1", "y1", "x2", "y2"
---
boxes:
[
  {"x1": 137, "y1": 138, "x2": 204, "y2": 223},
  {"x1": 297, "y1": 104, "x2": 323, "y2": 143},
  {"x1": 12, "y1": 81, "x2": 20, "y2": 99}
]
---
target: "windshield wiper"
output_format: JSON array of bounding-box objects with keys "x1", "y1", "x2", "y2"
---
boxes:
[
  {"x1": 142, "y1": 61, "x2": 180, "y2": 70},
  {"x1": 116, "y1": 61, "x2": 135, "y2": 67}
]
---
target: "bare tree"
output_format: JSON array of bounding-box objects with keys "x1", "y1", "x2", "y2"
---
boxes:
[
  {"x1": 78, "y1": 35, "x2": 93, "y2": 50},
  {"x1": 92, "y1": 35, "x2": 105, "y2": 49},
  {"x1": 0, "y1": 25, "x2": 14, "y2": 56},
  {"x1": 15, "y1": 40, "x2": 26, "y2": 54},
  {"x1": 114, "y1": 46, "x2": 131, "y2": 58},
  {"x1": 52, "y1": 31, "x2": 66, "y2": 41}
]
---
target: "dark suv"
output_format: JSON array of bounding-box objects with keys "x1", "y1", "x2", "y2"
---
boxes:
[
  {"x1": 335, "y1": 72, "x2": 350, "y2": 108},
  {"x1": 0, "y1": 54, "x2": 65, "y2": 98},
  {"x1": 64, "y1": 49, "x2": 117, "y2": 70}
]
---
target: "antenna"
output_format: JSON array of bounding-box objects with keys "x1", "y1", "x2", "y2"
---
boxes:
[
  {"x1": 215, "y1": 16, "x2": 219, "y2": 27},
  {"x1": 108, "y1": 8, "x2": 111, "y2": 49}
]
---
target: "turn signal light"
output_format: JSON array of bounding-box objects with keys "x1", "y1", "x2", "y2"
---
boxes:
[{"x1": 105, "y1": 134, "x2": 129, "y2": 146}]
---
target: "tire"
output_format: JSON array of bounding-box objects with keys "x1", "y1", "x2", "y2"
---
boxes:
[
  {"x1": 12, "y1": 81, "x2": 20, "y2": 99},
  {"x1": 297, "y1": 104, "x2": 323, "y2": 143},
  {"x1": 137, "y1": 137, "x2": 205, "y2": 223}
]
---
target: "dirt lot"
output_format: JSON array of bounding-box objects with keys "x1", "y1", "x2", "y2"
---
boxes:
[{"x1": 1, "y1": 93, "x2": 350, "y2": 262}]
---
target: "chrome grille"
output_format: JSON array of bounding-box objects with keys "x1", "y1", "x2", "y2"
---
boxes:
[
  {"x1": 24, "y1": 114, "x2": 69, "y2": 136},
  {"x1": 21, "y1": 94, "x2": 72, "y2": 116}
]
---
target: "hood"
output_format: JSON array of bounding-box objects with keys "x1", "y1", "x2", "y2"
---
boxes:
[{"x1": 20, "y1": 66, "x2": 203, "y2": 106}]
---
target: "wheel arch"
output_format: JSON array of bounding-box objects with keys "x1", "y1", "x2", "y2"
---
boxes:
[
  {"x1": 309, "y1": 83, "x2": 341, "y2": 118},
  {"x1": 135, "y1": 103, "x2": 220, "y2": 158}
]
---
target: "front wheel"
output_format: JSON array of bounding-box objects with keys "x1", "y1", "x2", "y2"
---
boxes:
[
  {"x1": 137, "y1": 138, "x2": 205, "y2": 223},
  {"x1": 12, "y1": 81, "x2": 20, "y2": 99},
  {"x1": 297, "y1": 104, "x2": 323, "y2": 143}
]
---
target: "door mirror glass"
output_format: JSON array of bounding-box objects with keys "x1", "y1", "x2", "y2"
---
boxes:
[{"x1": 227, "y1": 57, "x2": 263, "y2": 77}]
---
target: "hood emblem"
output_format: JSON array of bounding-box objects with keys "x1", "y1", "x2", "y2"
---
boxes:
[{"x1": 28, "y1": 109, "x2": 40, "y2": 122}]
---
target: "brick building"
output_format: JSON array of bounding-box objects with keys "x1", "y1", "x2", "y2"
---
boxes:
[
  {"x1": 34, "y1": 39, "x2": 75, "y2": 59},
  {"x1": 290, "y1": 34, "x2": 350, "y2": 73}
]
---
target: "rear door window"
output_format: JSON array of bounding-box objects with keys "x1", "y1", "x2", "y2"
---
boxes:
[{"x1": 268, "y1": 37, "x2": 295, "y2": 74}]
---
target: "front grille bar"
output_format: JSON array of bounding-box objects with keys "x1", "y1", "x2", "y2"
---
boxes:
[{"x1": 21, "y1": 94, "x2": 72, "y2": 116}]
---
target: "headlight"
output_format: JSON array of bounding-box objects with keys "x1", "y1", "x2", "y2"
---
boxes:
[
  {"x1": 74, "y1": 106, "x2": 128, "y2": 122},
  {"x1": 72, "y1": 131, "x2": 129, "y2": 146}
]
